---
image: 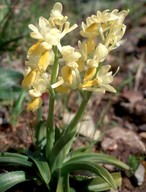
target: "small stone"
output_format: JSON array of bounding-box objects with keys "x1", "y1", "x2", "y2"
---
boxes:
[
  {"x1": 134, "y1": 163, "x2": 145, "y2": 186},
  {"x1": 101, "y1": 127, "x2": 146, "y2": 161},
  {"x1": 139, "y1": 132, "x2": 146, "y2": 140},
  {"x1": 63, "y1": 112, "x2": 100, "y2": 140}
]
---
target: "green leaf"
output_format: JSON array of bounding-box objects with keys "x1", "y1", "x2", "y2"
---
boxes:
[
  {"x1": 0, "y1": 152, "x2": 32, "y2": 167},
  {"x1": 10, "y1": 89, "x2": 26, "y2": 126},
  {"x1": 0, "y1": 67, "x2": 23, "y2": 101},
  {"x1": 0, "y1": 152, "x2": 29, "y2": 160},
  {"x1": 29, "y1": 152, "x2": 50, "y2": 185},
  {"x1": 49, "y1": 132, "x2": 75, "y2": 172},
  {"x1": 87, "y1": 172, "x2": 122, "y2": 192},
  {"x1": 65, "y1": 153, "x2": 129, "y2": 170},
  {"x1": 56, "y1": 174, "x2": 70, "y2": 192},
  {"x1": 56, "y1": 176, "x2": 64, "y2": 192},
  {"x1": 63, "y1": 174, "x2": 70, "y2": 192},
  {"x1": 61, "y1": 161, "x2": 117, "y2": 190},
  {"x1": 0, "y1": 171, "x2": 31, "y2": 192},
  {"x1": 35, "y1": 121, "x2": 46, "y2": 150}
]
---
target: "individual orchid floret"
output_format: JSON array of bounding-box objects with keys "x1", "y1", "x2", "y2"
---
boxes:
[
  {"x1": 60, "y1": 46, "x2": 81, "y2": 88},
  {"x1": 49, "y1": 2, "x2": 78, "y2": 38},
  {"x1": 26, "y1": 41, "x2": 52, "y2": 71},
  {"x1": 23, "y1": 70, "x2": 51, "y2": 111},
  {"x1": 104, "y1": 23, "x2": 126, "y2": 50},
  {"x1": 29, "y1": 22, "x2": 61, "y2": 49},
  {"x1": 49, "y1": 2, "x2": 68, "y2": 26},
  {"x1": 29, "y1": 17, "x2": 50, "y2": 40},
  {"x1": 60, "y1": 45, "x2": 81, "y2": 64},
  {"x1": 78, "y1": 42, "x2": 108, "y2": 82},
  {"x1": 22, "y1": 68, "x2": 37, "y2": 89},
  {"x1": 29, "y1": 72, "x2": 51, "y2": 98},
  {"x1": 82, "y1": 65, "x2": 116, "y2": 93},
  {"x1": 94, "y1": 43, "x2": 109, "y2": 63},
  {"x1": 27, "y1": 97, "x2": 43, "y2": 112},
  {"x1": 52, "y1": 46, "x2": 81, "y2": 93},
  {"x1": 22, "y1": 69, "x2": 50, "y2": 96},
  {"x1": 77, "y1": 38, "x2": 96, "y2": 72}
]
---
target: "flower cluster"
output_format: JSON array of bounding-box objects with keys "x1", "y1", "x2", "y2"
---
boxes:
[{"x1": 22, "y1": 2, "x2": 129, "y2": 111}]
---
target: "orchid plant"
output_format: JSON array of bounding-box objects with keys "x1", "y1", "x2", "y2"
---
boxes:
[{"x1": 0, "y1": 2, "x2": 129, "y2": 192}]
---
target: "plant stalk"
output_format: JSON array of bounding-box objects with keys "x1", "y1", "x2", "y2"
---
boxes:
[
  {"x1": 65, "y1": 91, "x2": 92, "y2": 134},
  {"x1": 46, "y1": 46, "x2": 58, "y2": 160}
]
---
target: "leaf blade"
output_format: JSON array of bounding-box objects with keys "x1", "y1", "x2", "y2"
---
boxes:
[
  {"x1": 87, "y1": 172, "x2": 122, "y2": 191},
  {"x1": 65, "y1": 153, "x2": 129, "y2": 170},
  {"x1": 0, "y1": 152, "x2": 32, "y2": 167},
  {"x1": 0, "y1": 171, "x2": 31, "y2": 192},
  {"x1": 29, "y1": 153, "x2": 50, "y2": 185},
  {"x1": 49, "y1": 132, "x2": 75, "y2": 172},
  {"x1": 62, "y1": 161, "x2": 117, "y2": 190}
]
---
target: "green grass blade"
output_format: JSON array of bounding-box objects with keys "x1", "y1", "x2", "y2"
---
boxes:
[
  {"x1": 0, "y1": 171, "x2": 31, "y2": 192},
  {"x1": 65, "y1": 153, "x2": 129, "y2": 170}
]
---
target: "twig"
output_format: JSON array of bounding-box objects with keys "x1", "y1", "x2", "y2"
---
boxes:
[{"x1": 134, "y1": 54, "x2": 145, "y2": 91}]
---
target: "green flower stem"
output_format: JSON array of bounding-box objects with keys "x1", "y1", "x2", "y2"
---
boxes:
[
  {"x1": 99, "y1": 27, "x2": 105, "y2": 43},
  {"x1": 65, "y1": 92, "x2": 92, "y2": 134},
  {"x1": 46, "y1": 46, "x2": 59, "y2": 160},
  {"x1": 46, "y1": 96, "x2": 55, "y2": 159},
  {"x1": 51, "y1": 46, "x2": 59, "y2": 84},
  {"x1": 37, "y1": 107, "x2": 42, "y2": 122},
  {"x1": 61, "y1": 92, "x2": 92, "y2": 161}
]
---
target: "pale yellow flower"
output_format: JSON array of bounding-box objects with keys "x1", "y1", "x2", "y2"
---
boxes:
[
  {"x1": 105, "y1": 23, "x2": 126, "y2": 50},
  {"x1": 61, "y1": 45, "x2": 81, "y2": 64},
  {"x1": 94, "y1": 43, "x2": 109, "y2": 63},
  {"x1": 77, "y1": 41, "x2": 87, "y2": 72},
  {"x1": 22, "y1": 2, "x2": 128, "y2": 111},
  {"x1": 84, "y1": 67, "x2": 97, "y2": 82},
  {"x1": 54, "y1": 46, "x2": 81, "y2": 91},
  {"x1": 55, "y1": 85, "x2": 69, "y2": 94},
  {"x1": 80, "y1": 9, "x2": 129, "y2": 39},
  {"x1": 28, "y1": 3, "x2": 77, "y2": 50},
  {"x1": 22, "y1": 69, "x2": 37, "y2": 89},
  {"x1": 29, "y1": 22, "x2": 61, "y2": 48},
  {"x1": 52, "y1": 62, "x2": 81, "y2": 93},
  {"x1": 86, "y1": 38, "x2": 96, "y2": 54},
  {"x1": 49, "y1": 3, "x2": 78, "y2": 38},
  {"x1": 49, "y1": 2, "x2": 68, "y2": 26},
  {"x1": 29, "y1": 17, "x2": 50, "y2": 40},
  {"x1": 27, "y1": 97, "x2": 43, "y2": 111},
  {"x1": 26, "y1": 41, "x2": 51, "y2": 70},
  {"x1": 78, "y1": 41, "x2": 87, "y2": 61},
  {"x1": 60, "y1": 66, "x2": 80, "y2": 89},
  {"x1": 51, "y1": 76, "x2": 70, "y2": 94},
  {"x1": 29, "y1": 72, "x2": 51, "y2": 97},
  {"x1": 82, "y1": 65, "x2": 116, "y2": 93},
  {"x1": 78, "y1": 43, "x2": 108, "y2": 82}
]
